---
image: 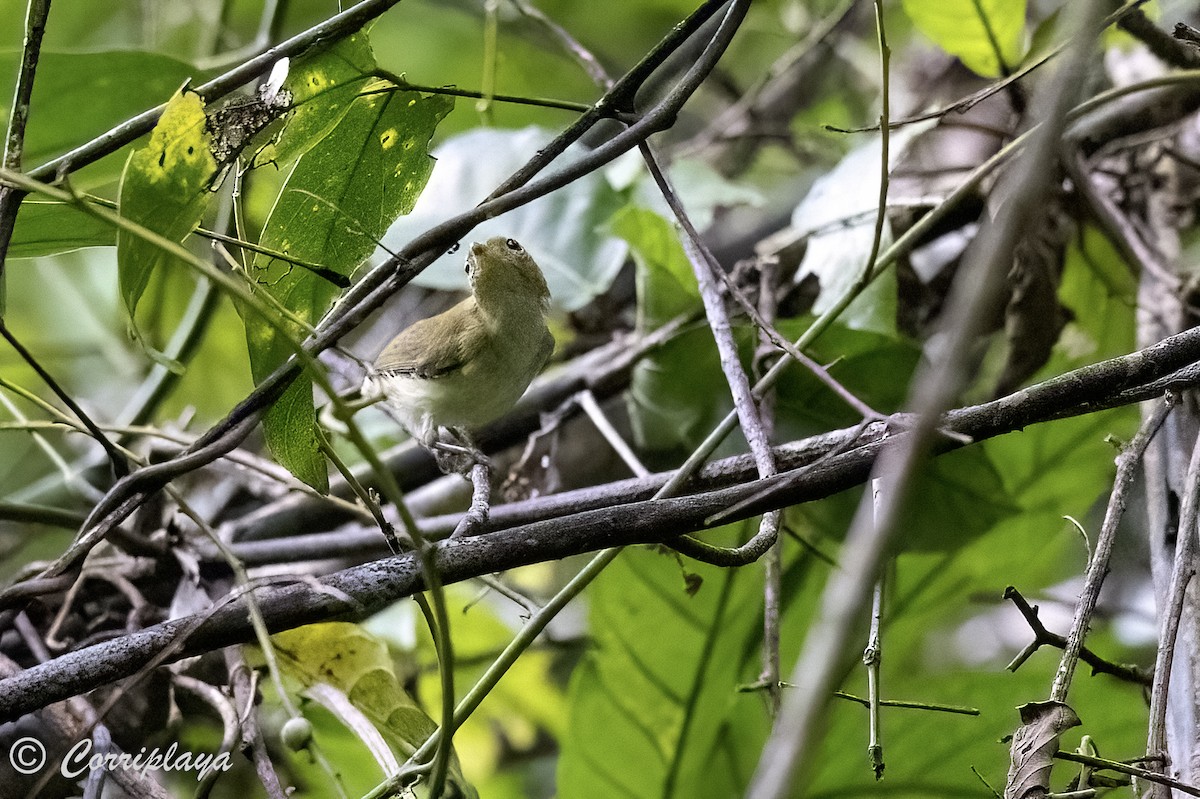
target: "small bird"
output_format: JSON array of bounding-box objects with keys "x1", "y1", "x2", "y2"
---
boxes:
[{"x1": 364, "y1": 236, "x2": 554, "y2": 467}]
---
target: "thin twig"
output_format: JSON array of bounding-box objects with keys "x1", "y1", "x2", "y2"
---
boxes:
[
  {"x1": 225, "y1": 648, "x2": 288, "y2": 799},
  {"x1": 70, "y1": 191, "x2": 351, "y2": 285},
  {"x1": 1050, "y1": 392, "x2": 1173, "y2": 701},
  {"x1": 717, "y1": 265, "x2": 882, "y2": 420},
  {"x1": 1144, "y1": 425, "x2": 1200, "y2": 794},
  {"x1": 0, "y1": 382, "x2": 103, "y2": 502},
  {"x1": 0, "y1": 500, "x2": 86, "y2": 529},
  {"x1": 864, "y1": 538, "x2": 885, "y2": 780},
  {"x1": 831, "y1": 690, "x2": 979, "y2": 716},
  {"x1": 365, "y1": 70, "x2": 599, "y2": 116},
  {"x1": 452, "y1": 463, "x2": 492, "y2": 538},
  {"x1": 1064, "y1": 149, "x2": 1180, "y2": 290},
  {"x1": 825, "y1": 1, "x2": 1145, "y2": 135},
  {"x1": 757, "y1": 259, "x2": 783, "y2": 717},
  {"x1": 1053, "y1": 751, "x2": 1200, "y2": 797},
  {"x1": 510, "y1": 0, "x2": 612, "y2": 89},
  {"x1": 684, "y1": 0, "x2": 855, "y2": 157},
  {"x1": 577, "y1": 389, "x2": 649, "y2": 478},
  {"x1": 369, "y1": 547, "x2": 625, "y2": 799},
  {"x1": 0, "y1": 0, "x2": 51, "y2": 266},
  {"x1": 1003, "y1": 587, "x2": 1151, "y2": 686},
  {"x1": 640, "y1": 141, "x2": 782, "y2": 565},
  {"x1": 749, "y1": 0, "x2": 1101, "y2": 793},
  {"x1": 0, "y1": 320, "x2": 129, "y2": 478}
]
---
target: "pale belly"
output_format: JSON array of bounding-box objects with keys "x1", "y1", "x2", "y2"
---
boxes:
[{"x1": 370, "y1": 333, "x2": 548, "y2": 442}]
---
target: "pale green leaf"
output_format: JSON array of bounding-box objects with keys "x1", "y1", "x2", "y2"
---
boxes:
[
  {"x1": 380, "y1": 126, "x2": 629, "y2": 312},
  {"x1": 790, "y1": 129, "x2": 928, "y2": 336},
  {"x1": 271, "y1": 622, "x2": 478, "y2": 798}
]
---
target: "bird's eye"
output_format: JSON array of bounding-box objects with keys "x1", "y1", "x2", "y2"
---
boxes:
[
  {"x1": 505, "y1": 238, "x2": 522, "y2": 251},
  {"x1": 464, "y1": 259, "x2": 470, "y2": 275},
  {"x1": 447, "y1": 242, "x2": 460, "y2": 254}
]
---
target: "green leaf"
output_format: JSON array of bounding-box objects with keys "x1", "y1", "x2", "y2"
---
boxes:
[
  {"x1": 1053, "y1": 225, "x2": 1136, "y2": 368},
  {"x1": 901, "y1": 0, "x2": 1027, "y2": 77},
  {"x1": 610, "y1": 206, "x2": 698, "y2": 330},
  {"x1": 271, "y1": 622, "x2": 478, "y2": 798},
  {"x1": 116, "y1": 89, "x2": 218, "y2": 321},
  {"x1": 8, "y1": 201, "x2": 115, "y2": 258},
  {"x1": 773, "y1": 319, "x2": 918, "y2": 435},
  {"x1": 627, "y1": 327, "x2": 731, "y2": 454},
  {"x1": 897, "y1": 446, "x2": 1016, "y2": 552},
  {"x1": 367, "y1": 585, "x2": 568, "y2": 795},
  {"x1": 0, "y1": 50, "x2": 204, "y2": 185},
  {"x1": 609, "y1": 206, "x2": 732, "y2": 454},
  {"x1": 246, "y1": 84, "x2": 452, "y2": 490},
  {"x1": 557, "y1": 546, "x2": 768, "y2": 798},
  {"x1": 273, "y1": 623, "x2": 437, "y2": 746},
  {"x1": 380, "y1": 126, "x2": 629, "y2": 311},
  {"x1": 253, "y1": 32, "x2": 378, "y2": 167}
]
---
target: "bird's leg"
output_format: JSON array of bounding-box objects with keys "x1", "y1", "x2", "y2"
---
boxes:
[
  {"x1": 428, "y1": 427, "x2": 490, "y2": 475},
  {"x1": 437, "y1": 427, "x2": 492, "y2": 536}
]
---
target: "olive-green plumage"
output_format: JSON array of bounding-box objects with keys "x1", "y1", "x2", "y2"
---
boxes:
[{"x1": 366, "y1": 236, "x2": 554, "y2": 446}]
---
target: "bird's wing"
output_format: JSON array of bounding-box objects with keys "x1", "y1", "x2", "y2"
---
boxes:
[{"x1": 372, "y1": 300, "x2": 481, "y2": 379}]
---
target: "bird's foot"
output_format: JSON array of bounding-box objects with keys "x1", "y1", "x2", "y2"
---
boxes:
[{"x1": 428, "y1": 429, "x2": 490, "y2": 475}]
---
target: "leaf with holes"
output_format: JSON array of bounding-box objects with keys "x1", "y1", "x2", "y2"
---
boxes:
[
  {"x1": 244, "y1": 84, "x2": 452, "y2": 490},
  {"x1": 253, "y1": 31, "x2": 378, "y2": 168},
  {"x1": 116, "y1": 89, "x2": 218, "y2": 325}
]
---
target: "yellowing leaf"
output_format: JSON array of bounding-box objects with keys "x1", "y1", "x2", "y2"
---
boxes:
[
  {"x1": 270, "y1": 622, "x2": 478, "y2": 798},
  {"x1": 117, "y1": 89, "x2": 217, "y2": 320}
]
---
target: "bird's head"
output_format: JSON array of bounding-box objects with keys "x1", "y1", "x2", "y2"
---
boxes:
[{"x1": 466, "y1": 236, "x2": 551, "y2": 313}]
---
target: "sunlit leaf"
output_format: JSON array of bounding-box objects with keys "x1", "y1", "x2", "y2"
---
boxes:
[
  {"x1": 116, "y1": 89, "x2": 217, "y2": 322},
  {"x1": 901, "y1": 0, "x2": 1027, "y2": 77},
  {"x1": 271, "y1": 622, "x2": 478, "y2": 798}
]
